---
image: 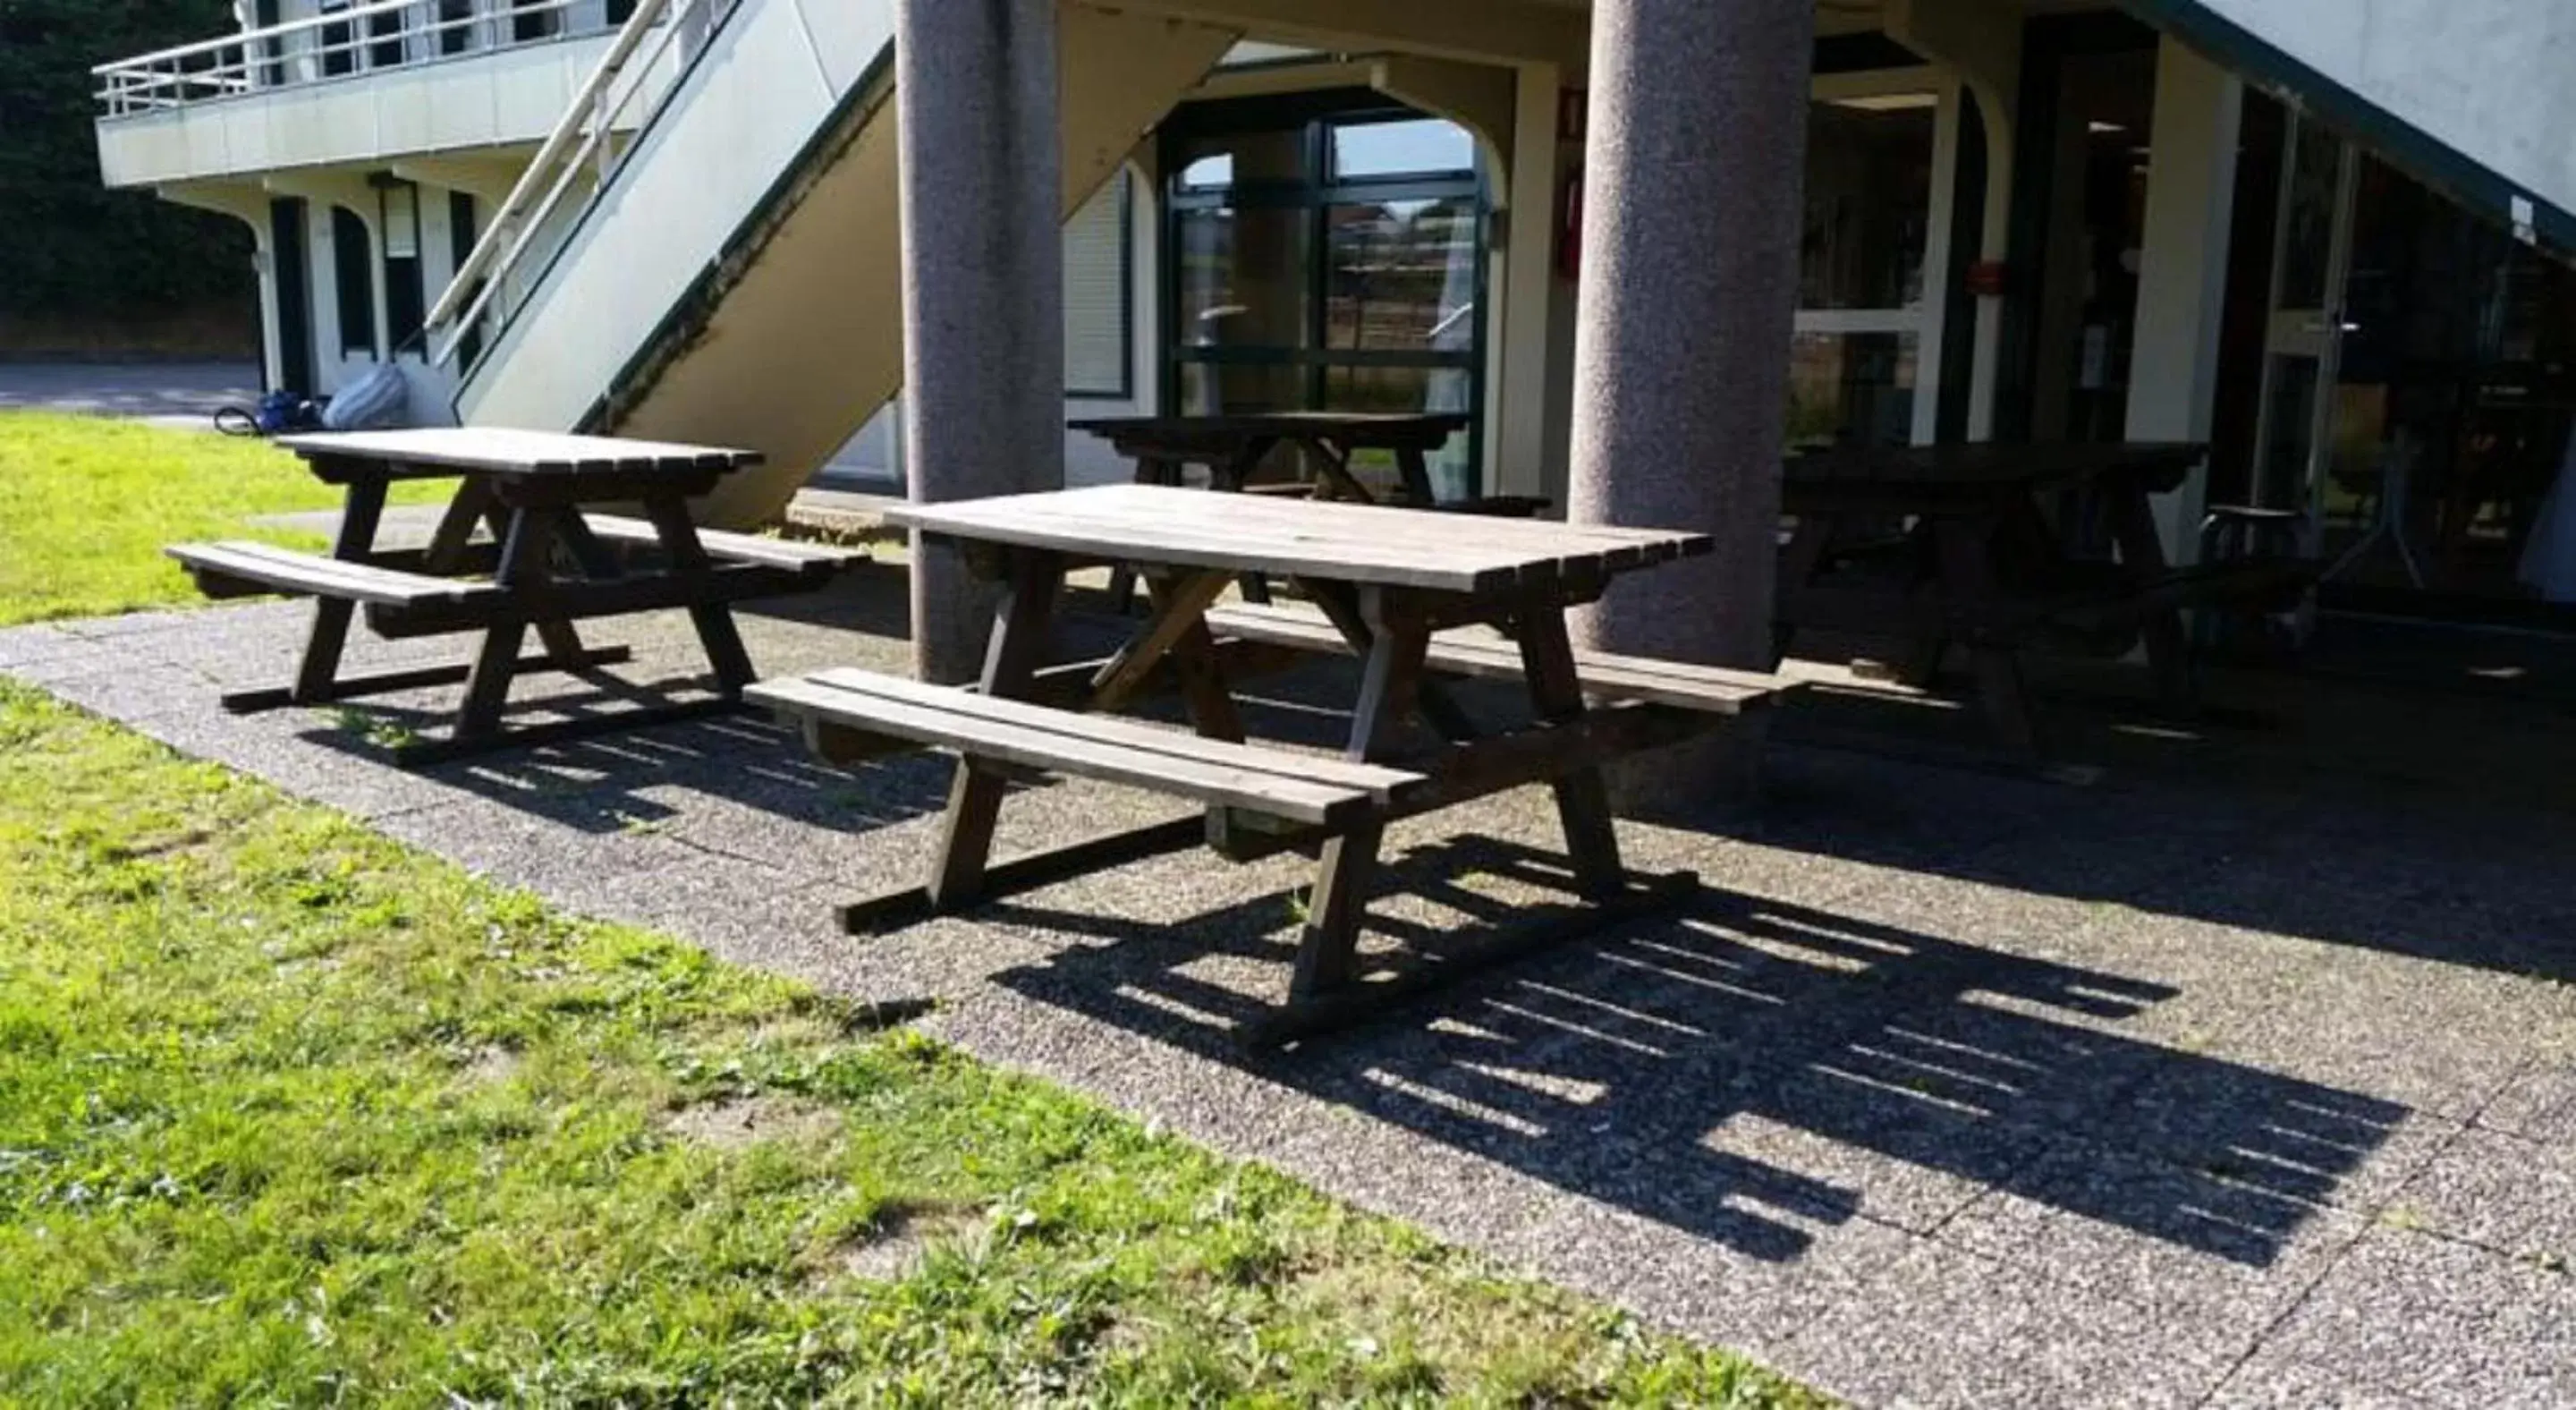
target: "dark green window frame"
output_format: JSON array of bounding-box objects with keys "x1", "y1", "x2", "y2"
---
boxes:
[{"x1": 1157, "y1": 89, "x2": 1491, "y2": 495}]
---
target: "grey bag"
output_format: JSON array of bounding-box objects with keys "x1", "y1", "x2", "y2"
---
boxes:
[{"x1": 321, "y1": 362, "x2": 410, "y2": 431}]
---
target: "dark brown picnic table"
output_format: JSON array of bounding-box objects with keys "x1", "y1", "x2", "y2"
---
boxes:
[
  {"x1": 1775, "y1": 440, "x2": 2211, "y2": 760},
  {"x1": 1068, "y1": 411, "x2": 1472, "y2": 506},
  {"x1": 1067, "y1": 412, "x2": 1516, "y2": 611},
  {"x1": 167, "y1": 428, "x2": 860, "y2": 766},
  {"x1": 750, "y1": 484, "x2": 1798, "y2": 1041}
]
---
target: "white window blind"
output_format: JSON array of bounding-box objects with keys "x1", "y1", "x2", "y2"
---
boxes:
[{"x1": 1063, "y1": 171, "x2": 1131, "y2": 397}]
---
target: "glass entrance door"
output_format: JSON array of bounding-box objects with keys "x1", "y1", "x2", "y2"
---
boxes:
[{"x1": 2250, "y1": 115, "x2": 2360, "y2": 552}]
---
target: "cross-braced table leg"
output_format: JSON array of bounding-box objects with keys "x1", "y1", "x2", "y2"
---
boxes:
[
  {"x1": 1515, "y1": 601, "x2": 1627, "y2": 900},
  {"x1": 925, "y1": 550, "x2": 1066, "y2": 911},
  {"x1": 642, "y1": 494, "x2": 757, "y2": 696},
  {"x1": 1289, "y1": 591, "x2": 1427, "y2": 1003},
  {"x1": 290, "y1": 474, "x2": 387, "y2": 704}
]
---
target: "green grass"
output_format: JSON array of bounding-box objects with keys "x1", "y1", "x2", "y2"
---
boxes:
[
  {"x1": 0, "y1": 684, "x2": 1820, "y2": 1406},
  {"x1": 0, "y1": 412, "x2": 443, "y2": 628},
  {"x1": 0, "y1": 411, "x2": 1818, "y2": 1405}
]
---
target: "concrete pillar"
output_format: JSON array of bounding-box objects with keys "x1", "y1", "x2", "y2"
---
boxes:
[
  {"x1": 2125, "y1": 38, "x2": 2243, "y2": 563},
  {"x1": 1566, "y1": 0, "x2": 1812, "y2": 810},
  {"x1": 895, "y1": 0, "x2": 1064, "y2": 683}
]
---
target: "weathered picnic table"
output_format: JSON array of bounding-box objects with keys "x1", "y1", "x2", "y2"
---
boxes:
[
  {"x1": 166, "y1": 428, "x2": 865, "y2": 766},
  {"x1": 750, "y1": 484, "x2": 1800, "y2": 1042},
  {"x1": 1775, "y1": 441, "x2": 2298, "y2": 760},
  {"x1": 1068, "y1": 411, "x2": 1474, "y2": 506},
  {"x1": 1067, "y1": 412, "x2": 1543, "y2": 610}
]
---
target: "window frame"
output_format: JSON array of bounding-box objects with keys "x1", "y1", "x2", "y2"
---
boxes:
[
  {"x1": 1157, "y1": 91, "x2": 1492, "y2": 492},
  {"x1": 1798, "y1": 66, "x2": 1961, "y2": 448}
]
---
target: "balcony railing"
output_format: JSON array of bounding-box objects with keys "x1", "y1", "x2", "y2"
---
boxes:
[{"x1": 93, "y1": 0, "x2": 628, "y2": 118}]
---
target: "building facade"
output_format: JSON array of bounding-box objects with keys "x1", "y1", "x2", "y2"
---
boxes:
[{"x1": 97, "y1": 0, "x2": 2576, "y2": 645}]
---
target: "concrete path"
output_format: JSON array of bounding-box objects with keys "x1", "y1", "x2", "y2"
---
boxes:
[
  {"x1": 5, "y1": 579, "x2": 2572, "y2": 1408},
  {"x1": 0, "y1": 361, "x2": 259, "y2": 429}
]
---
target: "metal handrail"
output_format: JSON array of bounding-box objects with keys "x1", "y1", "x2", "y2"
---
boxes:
[
  {"x1": 423, "y1": 0, "x2": 698, "y2": 369},
  {"x1": 93, "y1": 0, "x2": 612, "y2": 117}
]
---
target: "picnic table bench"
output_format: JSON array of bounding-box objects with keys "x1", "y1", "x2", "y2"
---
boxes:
[
  {"x1": 1776, "y1": 440, "x2": 2309, "y2": 760},
  {"x1": 166, "y1": 428, "x2": 867, "y2": 766},
  {"x1": 750, "y1": 484, "x2": 1801, "y2": 1042}
]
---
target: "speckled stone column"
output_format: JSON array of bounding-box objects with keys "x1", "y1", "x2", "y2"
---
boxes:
[
  {"x1": 896, "y1": 0, "x2": 1063, "y2": 684},
  {"x1": 1567, "y1": 0, "x2": 1812, "y2": 812}
]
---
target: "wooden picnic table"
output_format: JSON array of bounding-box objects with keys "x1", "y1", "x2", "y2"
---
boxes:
[
  {"x1": 1068, "y1": 411, "x2": 1472, "y2": 505},
  {"x1": 1068, "y1": 412, "x2": 1530, "y2": 611},
  {"x1": 750, "y1": 484, "x2": 1800, "y2": 1041},
  {"x1": 1775, "y1": 440, "x2": 2223, "y2": 760},
  {"x1": 167, "y1": 428, "x2": 862, "y2": 766}
]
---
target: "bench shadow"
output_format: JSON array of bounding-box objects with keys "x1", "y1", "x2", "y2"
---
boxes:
[
  {"x1": 295, "y1": 685, "x2": 957, "y2": 839},
  {"x1": 984, "y1": 833, "x2": 2407, "y2": 1269}
]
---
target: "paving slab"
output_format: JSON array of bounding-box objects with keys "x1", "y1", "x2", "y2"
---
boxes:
[
  {"x1": 13, "y1": 585, "x2": 2576, "y2": 1408},
  {"x1": 2208, "y1": 1228, "x2": 2576, "y2": 1407}
]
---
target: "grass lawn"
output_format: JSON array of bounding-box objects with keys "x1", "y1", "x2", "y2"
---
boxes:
[
  {"x1": 0, "y1": 412, "x2": 444, "y2": 628},
  {"x1": 0, "y1": 415, "x2": 1821, "y2": 1405}
]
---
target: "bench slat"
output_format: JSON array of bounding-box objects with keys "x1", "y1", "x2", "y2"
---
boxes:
[
  {"x1": 167, "y1": 541, "x2": 505, "y2": 609},
  {"x1": 1206, "y1": 603, "x2": 1797, "y2": 717},
  {"x1": 751, "y1": 671, "x2": 1415, "y2": 827},
  {"x1": 580, "y1": 515, "x2": 869, "y2": 572},
  {"x1": 797, "y1": 667, "x2": 1421, "y2": 798}
]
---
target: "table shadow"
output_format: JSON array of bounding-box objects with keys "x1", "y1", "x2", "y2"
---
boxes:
[{"x1": 983, "y1": 833, "x2": 2407, "y2": 1270}]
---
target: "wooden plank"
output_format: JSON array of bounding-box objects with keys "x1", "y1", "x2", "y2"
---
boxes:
[
  {"x1": 1089, "y1": 571, "x2": 1233, "y2": 711},
  {"x1": 275, "y1": 428, "x2": 763, "y2": 477},
  {"x1": 886, "y1": 486, "x2": 1708, "y2": 597},
  {"x1": 748, "y1": 675, "x2": 1390, "y2": 828},
  {"x1": 169, "y1": 541, "x2": 505, "y2": 609},
  {"x1": 1205, "y1": 603, "x2": 1797, "y2": 717},
  {"x1": 580, "y1": 514, "x2": 868, "y2": 571},
  {"x1": 787, "y1": 667, "x2": 1423, "y2": 799}
]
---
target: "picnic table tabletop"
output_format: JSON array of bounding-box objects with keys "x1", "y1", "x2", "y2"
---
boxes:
[
  {"x1": 272, "y1": 427, "x2": 765, "y2": 480},
  {"x1": 1067, "y1": 412, "x2": 1470, "y2": 447},
  {"x1": 1787, "y1": 440, "x2": 2204, "y2": 497},
  {"x1": 886, "y1": 483, "x2": 1707, "y2": 596}
]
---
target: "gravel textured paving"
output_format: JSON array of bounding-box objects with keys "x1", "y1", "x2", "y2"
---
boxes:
[{"x1": 9, "y1": 572, "x2": 2574, "y2": 1408}]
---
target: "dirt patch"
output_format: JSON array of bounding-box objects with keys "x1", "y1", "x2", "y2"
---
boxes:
[
  {"x1": 832, "y1": 1204, "x2": 984, "y2": 1283},
  {"x1": 663, "y1": 1093, "x2": 843, "y2": 1151},
  {"x1": 460, "y1": 1046, "x2": 520, "y2": 1085}
]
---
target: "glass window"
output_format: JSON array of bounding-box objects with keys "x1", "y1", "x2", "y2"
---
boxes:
[
  {"x1": 1173, "y1": 129, "x2": 1306, "y2": 193},
  {"x1": 1786, "y1": 331, "x2": 1917, "y2": 451},
  {"x1": 1331, "y1": 119, "x2": 1476, "y2": 181},
  {"x1": 1179, "y1": 362, "x2": 1307, "y2": 418},
  {"x1": 1801, "y1": 96, "x2": 1936, "y2": 311},
  {"x1": 331, "y1": 207, "x2": 376, "y2": 357},
  {"x1": 1063, "y1": 172, "x2": 1132, "y2": 397},
  {"x1": 1325, "y1": 199, "x2": 1478, "y2": 353},
  {"x1": 1164, "y1": 100, "x2": 1488, "y2": 497},
  {"x1": 1174, "y1": 207, "x2": 1309, "y2": 351}
]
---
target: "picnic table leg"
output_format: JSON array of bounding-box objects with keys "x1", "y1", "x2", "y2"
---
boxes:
[
  {"x1": 1289, "y1": 598, "x2": 1425, "y2": 1002},
  {"x1": 1299, "y1": 578, "x2": 1481, "y2": 744},
  {"x1": 1772, "y1": 513, "x2": 1835, "y2": 668},
  {"x1": 290, "y1": 475, "x2": 388, "y2": 704},
  {"x1": 642, "y1": 495, "x2": 758, "y2": 695},
  {"x1": 1515, "y1": 602, "x2": 1626, "y2": 900},
  {"x1": 454, "y1": 505, "x2": 550, "y2": 741},
  {"x1": 1929, "y1": 515, "x2": 2045, "y2": 762},
  {"x1": 420, "y1": 478, "x2": 494, "y2": 574},
  {"x1": 927, "y1": 550, "x2": 1065, "y2": 909},
  {"x1": 1394, "y1": 442, "x2": 1436, "y2": 506},
  {"x1": 2106, "y1": 487, "x2": 2199, "y2": 707},
  {"x1": 470, "y1": 499, "x2": 597, "y2": 674}
]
